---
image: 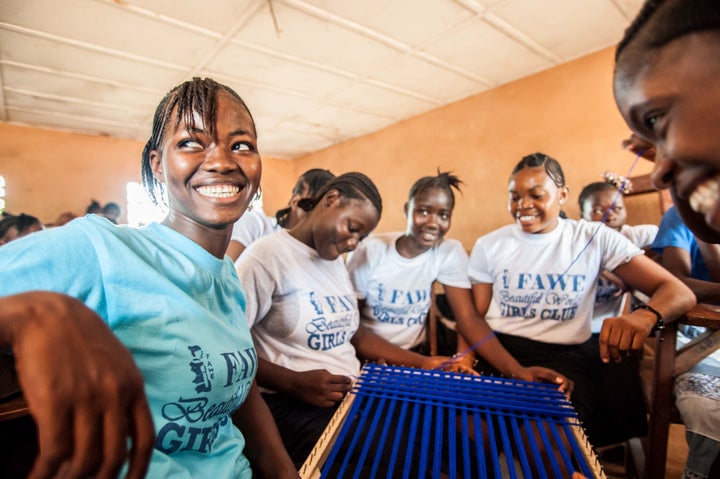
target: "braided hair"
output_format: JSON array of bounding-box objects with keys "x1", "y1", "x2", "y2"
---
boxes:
[
  {"x1": 511, "y1": 152, "x2": 566, "y2": 188},
  {"x1": 616, "y1": 0, "x2": 720, "y2": 64},
  {"x1": 297, "y1": 172, "x2": 382, "y2": 218},
  {"x1": 140, "y1": 78, "x2": 255, "y2": 206},
  {"x1": 407, "y1": 170, "x2": 463, "y2": 209},
  {"x1": 275, "y1": 168, "x2": 335, "y2": 227}
]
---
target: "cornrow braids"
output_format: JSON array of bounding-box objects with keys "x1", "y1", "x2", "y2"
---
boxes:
[
  {"x1": 276, "y1": 168, "x2": 335, "y2": 227},
  {"x1": 297, "y1": 172, "x2": 382, "y2": 217},
  {"x1": 511, "y1": 152, "x2": 566, "y2": 188},
  {"x1": 407, "y1": 170, "x2": 463, "y2": 209},
  {"x1": 140, "y1": 78, "x2": 256, "y2": 206},
  {"x1": 616, "y1": 0, "x2": 720, "y2": 63}
]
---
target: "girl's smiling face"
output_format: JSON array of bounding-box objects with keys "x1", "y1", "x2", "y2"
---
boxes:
[
  {"x1": 150, "y1": 90, "x2": 261, "y2": 244},
  {"x1": 508, "y1": 166, "x2": 568, "y2": 234},
  {"x1": 403, "y1": 187, "x2": 453, "y2": 253},
  {"x1": 311, "y1": 192, "x2": 379, "y2": 261},
  {"x1": 614, "y1": 32, "x2": 720, "y2": 242}
]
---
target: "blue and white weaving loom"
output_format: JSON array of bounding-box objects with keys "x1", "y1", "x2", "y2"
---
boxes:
[{"x1": 300, "y1": 363, "x2": 605, "y2": 479}]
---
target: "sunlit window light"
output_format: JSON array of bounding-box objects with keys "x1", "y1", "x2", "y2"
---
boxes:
[
  {"x1": 126, "y1": 182, "x2": 165, "y2": 227},
  {"x1": 0, "y1": 175, "x2": 5, "y2": 214}
]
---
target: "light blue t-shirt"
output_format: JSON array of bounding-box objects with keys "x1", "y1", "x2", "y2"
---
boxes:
[
  {"x1": 651, "y1": 206, "x2": 711, "y2": 281},
  {"x1": 0, "y1": 215, "x2": 256, "y2": 478}
]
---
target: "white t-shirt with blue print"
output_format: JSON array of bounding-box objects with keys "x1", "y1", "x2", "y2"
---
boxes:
[
  {"x1": 347, "y1": 232, "x2": 470, "y2": 349},
  {"x1": 469, "y1": 219, "x2": 642, "y2": 344},
  {"x1": 236, "y1": 230, "x2": 360, "y2": 381}
]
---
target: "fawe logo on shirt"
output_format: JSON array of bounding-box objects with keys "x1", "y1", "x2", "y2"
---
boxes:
[
  {"x1": 305, "y1": 293, "x2": 357, "y2": 351},
  {"x1": 497, "y1": 269, "x2": 587, "y2": 322},
  {"x1": 155, "y1": 345, "x2": 257, "y2": 455}
]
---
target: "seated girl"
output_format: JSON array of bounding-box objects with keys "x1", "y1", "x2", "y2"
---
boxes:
[
  {"x1": 576, "y1": 178, "x2": 659, "y2": 445},
  {"x1": 347, "y1": 171, "x2": 570, "y2": 388},
  {"x1": 234, "y1": 172, "x2": 465, "y2": 467},
  {"x1": 0, "y1": 78, "x2": 296, "y2": 478},
  {"x1": 467, "y1": 152, "x2": 694, "y2": 446}
]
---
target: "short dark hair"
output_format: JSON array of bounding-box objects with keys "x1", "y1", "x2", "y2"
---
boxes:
[
  {"x1": 407, "y1": 170, "x2": 463, "y2": 209},
  {"x1": 578, "y1": 182, "x2": 616, "y2": 213},
  {"x1": 0, "y1": 213, "x2": 41, "y2": 239},
  {"x1": 511, "y1": 152, "x2": 566, "y2": 188},
  {"x1": 616, "y1": 0, "x2": 720, "y2": 63},
  {"x1": 141, "y1": 78, "x2": 255, "y2": 206},
  {"x1": 297, "y1": 172, "x2": 382, "y2": 217}
]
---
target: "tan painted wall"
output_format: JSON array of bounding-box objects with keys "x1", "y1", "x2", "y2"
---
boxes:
[
  {"x1": 293, "y1": 47, "x2": 658, "y2": 250},
  {"x1": 0, "y1": 47, "x2": 660, "y2": 241},
  {"x1": 0, "y1": 123, "x2": 297, "y2": 225}
]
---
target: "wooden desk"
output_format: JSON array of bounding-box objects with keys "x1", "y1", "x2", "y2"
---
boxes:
[{"x1": 642, "y1": 303, "x2": 720, "y2": 479}]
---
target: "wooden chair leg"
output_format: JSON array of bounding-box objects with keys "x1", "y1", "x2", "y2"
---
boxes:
[{"x1": 643, "y1": 320, "x2": 678, "y2": 479}]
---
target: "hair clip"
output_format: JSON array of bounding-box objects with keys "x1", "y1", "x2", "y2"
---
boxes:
[{"x1": 603, "y1": 171, "x2": 633, "y2": 194}]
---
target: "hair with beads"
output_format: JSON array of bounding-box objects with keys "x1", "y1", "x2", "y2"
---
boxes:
[
  {"x1": 510, "y1": 152, "x2": 566, "y2": 188},
  {"x1": 616, "y1": 0, "x2": 720, "y2": 63},
  {"x1": 407, "y1": 170, "x2": 463, "y2": 210},
  {"x1": 297, "y1": 172, "x2": 382, "y2": 218},
  {"x1": 275, "y1": 168, "x2": 335, "y2": 227},
  {"x1": 140, "y1": 77, "x2": 255, "y2": 206}
]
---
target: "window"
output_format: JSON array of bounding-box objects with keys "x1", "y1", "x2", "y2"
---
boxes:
[
  {"x1": 126, "y1": 182, "x2": 165, "y2": 227},
  {"x1": 0, "y1": 175, "x2": 6, "y2": 214}
]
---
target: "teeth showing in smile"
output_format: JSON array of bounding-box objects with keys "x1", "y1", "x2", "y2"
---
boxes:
[
  {"x1": 689, "y1": 176, "x2": 720, "y2": 216},
  {"x1": 196, "y1": 185, "x2": 240, "y2": 198},
  {"x1": 518, "y1": 215, "x2": 535, "y2": 222}
]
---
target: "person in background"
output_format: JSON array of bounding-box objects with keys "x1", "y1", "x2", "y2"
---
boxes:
[
  {"x1": 235, "y1": 172, "x2": 471, "y2": 467},
  {"x1": 0, "y1": 213, "x2": 43, "y2": 245},
  {"x1": 579, "y1": 178, "x2": 659, "y2": 329},
  {"x1": 226, "y1": 168, "x2": 335, "y2": 261},
  {"x1": 101, "y1": 202, "x2": 121, "y2": 224},
  {"x1": 347, "y1": 170, "x2": 570, "y2": 390},
  {"x1": 577, "y1": 178, "x2": 658, "y2": 446},
  {"x1": 84, "y1": 199, "x2": 102, "y2": 215},
  {"x1": 0, "y1": 77, "x2": 297, "y2": 478},
  {"x1": 467, "y1": 152, "x2": 694, "y2": 447},
  {"x1": 47, "y1": 211, "x2": 78, "y2": 227}
]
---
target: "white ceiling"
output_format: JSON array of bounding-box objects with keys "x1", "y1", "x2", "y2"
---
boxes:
[{"x1": 0, "y1": 0, "x2": 644, "y2": 158}]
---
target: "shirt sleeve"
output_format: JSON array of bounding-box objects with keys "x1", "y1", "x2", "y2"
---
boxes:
[
  {"x1": 345, "y1": 240, "x2": 371, "y2": 300},
  {"x1": 437, "y1": 240, "x2": 471, "y2": 288},
  {"x1": 234, "y1": 249, "x2": 276, "y2": 327},
  {"x1": 468, "y1": 237, "x2": 493, "y2": 284},
  {"x1": 651, "y1": 207, "x2": 695, "y2": 254},
  {"x1": 0, "y1": 220, "x2": 101, "y2": 303},
  {"x1": 600, "y1": 226, "x2": 644, "y2": 272},
  {"x1": 230, "y1": 210, "x2": 267, "y2": 247}
]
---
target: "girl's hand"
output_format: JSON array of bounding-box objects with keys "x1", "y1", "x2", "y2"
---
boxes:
[
  {"x1": 621, "y1": 133, "x2": 656, "y2": 161},
  {"x1": 3, "y1": 292, "x2": 154, "y2": 479},
  {"x1": 291, "y1": 369, "x2": 352, "y2": 407},
  {"x1": 599, "y1": 311, "x2": 655, "y2": 363},
  {"x1": 420, "y1": 355, "x2": 477, "y2": 374},
  {"x1": 512, "y1": 366, "x2": 574, "y2": 398}
]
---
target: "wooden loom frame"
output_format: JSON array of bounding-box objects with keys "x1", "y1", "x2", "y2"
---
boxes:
[{"x1": 300, "y1": 364, "x2": 606, "y2": 479}]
